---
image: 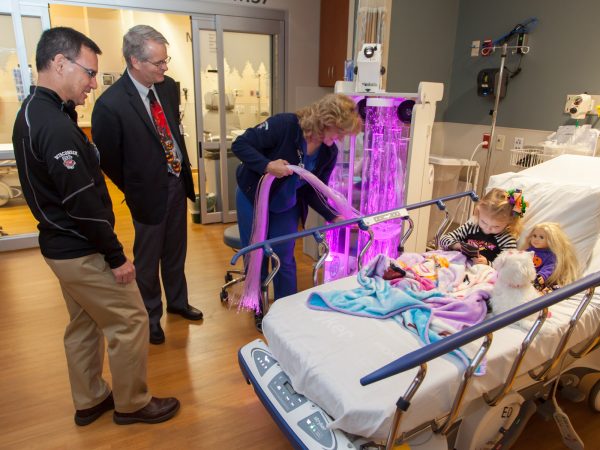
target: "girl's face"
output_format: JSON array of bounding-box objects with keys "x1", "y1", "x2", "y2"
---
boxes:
[
  {"x1": 477, "y1": 209, "x2": 510, "y2": 235},
  {"x1": 530, "y1": 228, "x2": 549, "y2": 249}
]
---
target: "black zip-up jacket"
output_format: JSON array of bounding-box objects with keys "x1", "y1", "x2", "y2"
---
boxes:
[{"x1": 12, "y1": 86, "x2": 126, "y2": 268}]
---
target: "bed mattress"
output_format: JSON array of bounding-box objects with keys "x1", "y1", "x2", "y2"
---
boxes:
[{"x1": 262, "y1": 274, "x2": 600, "y2": 440}]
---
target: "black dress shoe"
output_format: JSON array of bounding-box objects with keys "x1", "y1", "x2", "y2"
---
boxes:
[
  {"x1": 166, "y1": 305, "x2": 203, "y2": 321},
  {"x1": 113, "y1": 396, "x2": 180, "y2": 425},
  {"x1": 74, "y1": 392, "x2": 115, "y2": 426},
  {"x1": 149, "y1": 323, "x2": 165, "y2": 345}
]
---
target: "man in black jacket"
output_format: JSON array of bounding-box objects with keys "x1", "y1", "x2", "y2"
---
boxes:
[
  {"x1": 12, "y1": 27, "x2": 179, "y2": 426},
  {"x1": 92, "y1": 25, "x2": 201, "y2": 345}
]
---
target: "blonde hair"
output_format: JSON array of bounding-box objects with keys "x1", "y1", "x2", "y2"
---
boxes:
[
  {"x1": 519, "y1": 222, "x2": 580, "y2": 286},
  {"x1": 296, "y1": 93, "x2": 362, "y2": 142},
  {"x1": 475, "y1": 188, "x2": 523, "y2": 236}
]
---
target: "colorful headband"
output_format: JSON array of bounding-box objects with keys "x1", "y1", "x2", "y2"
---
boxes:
[{"x1": 506, "y1": 188, "x2": 528, "y2": 217}]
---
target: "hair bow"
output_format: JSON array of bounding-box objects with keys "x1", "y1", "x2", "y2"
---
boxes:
[{"x1": 506, "y1": 188, "x2": 528, "y2": 217}]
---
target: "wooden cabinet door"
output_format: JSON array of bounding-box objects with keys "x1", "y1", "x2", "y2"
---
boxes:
[{"x1": 318, "y1": 0, "x2": 350, "y2": 87}]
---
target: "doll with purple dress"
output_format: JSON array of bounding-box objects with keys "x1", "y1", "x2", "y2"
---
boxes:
[{"x1": 520, "y1": 222, "x2": 579, "y2": 291}]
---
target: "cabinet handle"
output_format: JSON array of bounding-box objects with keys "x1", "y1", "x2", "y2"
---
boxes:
[{"x1": 329, "y1": 66, "x2": 333, "y2": 79}]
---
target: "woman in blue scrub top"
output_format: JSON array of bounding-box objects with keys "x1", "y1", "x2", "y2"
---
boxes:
[{"x1": 233, "y1": 93, "x2": 362, "y2": 324}]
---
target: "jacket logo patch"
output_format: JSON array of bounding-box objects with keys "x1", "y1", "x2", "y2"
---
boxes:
[
  {"x1": 54, "y1": 150, "x2": 79, "y2": 170},
  {"x1": 256, "y1": 121, "x2": 268, "y2": 130}
]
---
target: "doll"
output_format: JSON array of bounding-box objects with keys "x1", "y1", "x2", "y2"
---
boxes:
[{"x1": 519, "y1": 222, "x2": 579, "y2": 290}]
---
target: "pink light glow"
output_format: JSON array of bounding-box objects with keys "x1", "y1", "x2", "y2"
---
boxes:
[{"x1": 325, "y1": 95, "x2": 411, "y2": 281}]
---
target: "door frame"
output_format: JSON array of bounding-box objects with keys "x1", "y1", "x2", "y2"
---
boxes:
[{"x1": 192, "y1": 14, "x2": 285, "y2": 224}]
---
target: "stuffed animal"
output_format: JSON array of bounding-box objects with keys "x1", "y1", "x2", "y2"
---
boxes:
[{"x1": 490, "y1": 250, "x2": 540, "y2": 326}]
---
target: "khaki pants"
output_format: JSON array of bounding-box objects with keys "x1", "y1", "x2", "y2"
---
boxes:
[{"x1": 45, "y1": 254, "x2": 151, "y2": 413}]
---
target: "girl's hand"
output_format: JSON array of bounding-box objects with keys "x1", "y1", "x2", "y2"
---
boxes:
[
  {"x1": 265, "y1": 159, "x2": 292, "y2": 178},
  {"x1": 472, "y1": 254, "x2": 488, "y2": 265}
]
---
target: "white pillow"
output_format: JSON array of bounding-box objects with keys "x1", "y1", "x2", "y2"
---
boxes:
[{"x1": 487, "y1": 172, "x2": 600, "y2": 272}]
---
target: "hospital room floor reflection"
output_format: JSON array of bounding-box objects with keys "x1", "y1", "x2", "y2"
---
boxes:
[{"x1": 0, "y1": 180, "x2": 598, "y2": 448}]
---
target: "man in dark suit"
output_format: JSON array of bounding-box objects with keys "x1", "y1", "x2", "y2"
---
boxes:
[{"x1": 92, "y1": 25, "x2": 202, "y2": 345}]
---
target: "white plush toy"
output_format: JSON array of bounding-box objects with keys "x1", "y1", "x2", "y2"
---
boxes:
[{"x1": 490, "y1": 250, "x2": 540, "y2": 324}]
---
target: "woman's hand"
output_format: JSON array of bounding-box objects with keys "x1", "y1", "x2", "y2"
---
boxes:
[{"x1": 265, "y1": 159, "x2": 293, "y2": 178}]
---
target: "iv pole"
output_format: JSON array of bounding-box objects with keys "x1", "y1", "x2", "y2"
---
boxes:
[
  {"x1": 479, "y1": 18, "x2": 536, "y2": 195},
  {"x1": 481, "y1": 42, "x2": 507, "y2": 196}
]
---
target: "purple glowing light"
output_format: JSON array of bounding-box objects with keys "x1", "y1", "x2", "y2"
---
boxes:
[{"x1": 324, "y1": 95, "x2": 411, "y2": 281}]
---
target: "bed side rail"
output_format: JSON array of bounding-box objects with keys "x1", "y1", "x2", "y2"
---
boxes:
[
  {"x1": 360, "y1": 271, "x2": 600, "y2": 386},
  {"x1": 230, "y1": 190, "x2": 479, "y2": 266}
]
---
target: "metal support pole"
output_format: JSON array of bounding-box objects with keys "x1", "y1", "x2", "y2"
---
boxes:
[{"x1": 481, "y1": 43, "x2": 508, "y2": 196}]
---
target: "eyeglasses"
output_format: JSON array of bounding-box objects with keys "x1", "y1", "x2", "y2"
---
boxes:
[
  {"x1": 145, "y1": 56, "x2": 171, "y2": 68},
  {"x1": 67, "y1": 58, "x2": 98, "y2": 79}
]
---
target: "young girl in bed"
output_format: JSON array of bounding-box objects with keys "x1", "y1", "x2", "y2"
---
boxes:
[
  {"x1": 519, "y1": 222, "x2": 579, "y2": 291},
  {"x1": 439, "y1": 188, "x2": 526, "y2": 265}
]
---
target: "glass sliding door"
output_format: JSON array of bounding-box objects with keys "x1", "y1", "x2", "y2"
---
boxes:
[
  {"x1": 192, "y1": 15, "x2": 284, "y2": 224},
  {"x1": 0, "y1": 4, "x2": 47, "y2": 251}
]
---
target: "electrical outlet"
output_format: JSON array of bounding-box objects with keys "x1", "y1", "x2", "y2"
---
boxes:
[
  {"x1": 514, "y1": 137, "x2": 524, "y2": 149},
  {"x1": 496, "y1": 134, "x2": 505, "y2": 151},
  {"x1": 482, "y1": 133, "x2": 490, "y2": 149}
]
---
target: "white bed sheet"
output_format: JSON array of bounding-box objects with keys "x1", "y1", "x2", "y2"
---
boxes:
[{"x1": 263, "y1": 275, "x2": 600, "y2": 440}]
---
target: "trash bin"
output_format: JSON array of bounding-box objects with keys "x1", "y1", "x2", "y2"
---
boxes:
[{"x1": 427, "y1": 155, "x2": 479, "y2": 246}]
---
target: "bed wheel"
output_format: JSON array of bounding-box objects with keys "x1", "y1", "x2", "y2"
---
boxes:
[
  {"x1": 220, "y1": 290, "x2": 229, "y2": 302},
  {"x1": 588, "y1": 379, "x2": 600, "y2": 412}
]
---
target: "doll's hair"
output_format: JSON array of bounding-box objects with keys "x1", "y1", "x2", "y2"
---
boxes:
[
  {"x1": 474, "y1": 188, "x2": 524, "y2": 237},
  {"x1": 519, "y1": 222, "x2": 580, "y2": 286},
  {"x1": 297, "y1": 93, "x2": 362, "y2": 142}
]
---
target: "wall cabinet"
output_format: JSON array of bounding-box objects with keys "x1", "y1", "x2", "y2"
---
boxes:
[{"x1": 318, "y1": 0, "x2": 350, "y2": 87}]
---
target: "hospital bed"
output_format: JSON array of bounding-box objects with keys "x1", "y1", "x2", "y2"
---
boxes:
[{"x1": 235, "y1": 154, "x2": 600, "y2": 449}]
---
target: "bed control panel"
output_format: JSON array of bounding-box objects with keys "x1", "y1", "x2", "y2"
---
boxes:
[
  {"x1": 298, "y1": 412, "x2": 334, "y2": 448},
  {"x1": 268, "y1": 372, "x2": 306, "y2": 412},
  {"x1": 240, "y1": 339, "x2": 362, "y2": 450},
  {"x1": 252, "y1": 348, "x2": 277, "y2": 376}
]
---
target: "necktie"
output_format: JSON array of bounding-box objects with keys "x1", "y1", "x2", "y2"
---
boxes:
[{"x1": 147, "y1": 89, "x2": 181, "y2": 175}]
